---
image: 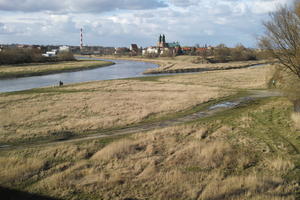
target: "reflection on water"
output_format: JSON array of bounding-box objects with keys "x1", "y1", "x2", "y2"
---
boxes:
[{"x1": 0, "y1": 58, "x2": 158, "y2": 93}]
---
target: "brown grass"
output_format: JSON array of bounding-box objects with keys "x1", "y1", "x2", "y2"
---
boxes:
[
  {"x1": 160, "y1": 65, "x2": 271, "y2": 89},
  {"x1": 94, "y1": 55, "x2": 267, "y2": 74},
  {"x1": 0, "y1": 156, "x2": 45, "y2": 185},
  {"x1": 0, "y1": 63, "x2": 270, "y2": 144},
  {"x1": 0, "y1": 97, "x2": 298, "y2": 199},
  {"x1": 91, "y1": 139, "x2": 136, "y2": 161},
  {"x1": 0, "y1": 60, "x2": 113, "y2": 78},
  {"x1": 18, "y1": 123, "x2": 294, "y2": 200},
  {"x1": 291, "y1": 112, "x2": 300, "y2": 130},
  {"x1": 144, "y1": 60, "x2": 267, "y2": 74},
  {"x1": 0, "y1": 58, "x2": 288, "y2": 199},
  {"x1": 0, "y1": 79, "x2": 228, "y2": 143}
]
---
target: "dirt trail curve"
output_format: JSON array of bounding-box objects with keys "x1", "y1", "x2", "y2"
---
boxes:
[{"x1": 0, "y1": 90, "x2": 282, "y2": 151}]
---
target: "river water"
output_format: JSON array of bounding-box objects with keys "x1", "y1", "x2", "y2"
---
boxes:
[{"x1": 0, "y1": 58, "x2": 159, "y2": 93}]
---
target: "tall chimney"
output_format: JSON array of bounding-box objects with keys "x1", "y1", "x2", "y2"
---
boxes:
[{"x1": 80, "y1": 28, "x2": 83, "y2": 50}]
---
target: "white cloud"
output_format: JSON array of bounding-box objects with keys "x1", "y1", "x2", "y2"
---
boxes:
[
  {"x1": 168, "y1": 0, "x2": 199, "y2": 7},
  {"x1": 0, "y1": 0, "x2": 167, "y2": 13},
  {"x1": 0, "y1": 0, "x2": 64, "y2": 12},
  {"x1": 0, "y1": 0, "x2": 293, "y2": 47}
]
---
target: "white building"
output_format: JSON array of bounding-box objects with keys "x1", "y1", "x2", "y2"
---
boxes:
[
  {"x1": 59, "y1": 46, "x2": 70, "y2": 52},
  {"x1": 143, "y1": 46, "x2": 160, "y2": 55},
  {"x1": 42, "y1": 49, "x2": 58, "y2": 57}
]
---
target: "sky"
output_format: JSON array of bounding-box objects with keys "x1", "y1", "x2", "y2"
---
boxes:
[{"x1": 0, "y1": 0, "x2": 292, "y2": 47}]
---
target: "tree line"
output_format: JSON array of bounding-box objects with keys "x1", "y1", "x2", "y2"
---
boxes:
[{"x1": 0, "y1": 48, "x2": 75, "y2": 65}]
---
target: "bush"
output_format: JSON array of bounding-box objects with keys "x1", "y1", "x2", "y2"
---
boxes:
[
  {"x1": 57, "y1": 51, "x2": 75, "y2": 61},
  {"x1": 210, "y1": 44, "x2": 258, "y2": 63},
  {"x1": 0, "y1": 48, "x2": 38, "y2": 65},
  {"x1": 213, "y1": 44, "x2": 231, "y2": 62},
  {"x1": 230, "y1": 45, "x2": 257, "y2": 61}
]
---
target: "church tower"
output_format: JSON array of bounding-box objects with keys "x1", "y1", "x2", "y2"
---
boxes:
[{"x1": 157, "y1": 34, "x2": 166, "y2": 48}]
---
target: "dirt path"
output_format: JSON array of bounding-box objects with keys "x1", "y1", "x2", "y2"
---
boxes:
[{"x1": 0, "y1": 90, "x2": 282, "y2": 151}]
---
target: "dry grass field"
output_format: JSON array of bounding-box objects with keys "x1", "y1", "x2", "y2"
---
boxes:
[
  {"x1": 0, "y1": 65, "x2": 270, "y2": 144},
  {"x1": 0, "y1": 96, "x2": 298, "y2": 200},
  {"x1": 292, "y1": 113, "x2": 300, "y2": 130},
  {"x1": 0, "y1": 60, "x2": 113, "y2": 79},
  {"x1": 95, "y1": 55, "x2": 267, "y2": 74},
  {"x1": 2, "y1": 60, "x2": 298, "y2": 199}
]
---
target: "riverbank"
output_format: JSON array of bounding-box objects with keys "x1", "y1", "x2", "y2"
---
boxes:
[
  {"x1": 0, "y1": 60, "x2": 114, "y2": 79},
  {"x1": 92, "y1": 55, "x2": 269, "y2": 74},
  {"x1": 1, "y1": 62, "x2": 299, "y2": 199},
  {"x1": 0, "y1": 64, "x2": 270, "y2": 145}
]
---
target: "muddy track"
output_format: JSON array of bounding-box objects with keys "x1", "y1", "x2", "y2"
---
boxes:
[{"x1": 0, "y1": 90, "x2": 282, "y2": 151}]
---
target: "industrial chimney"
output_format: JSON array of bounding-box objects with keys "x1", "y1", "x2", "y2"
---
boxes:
[{"x1": 80, "y1": 28, "x2": 83, "y2": 50}]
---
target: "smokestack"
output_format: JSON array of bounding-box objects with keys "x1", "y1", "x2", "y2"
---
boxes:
[{"x1": 80, "y1": 28, "x2": 83, "y2": 50}]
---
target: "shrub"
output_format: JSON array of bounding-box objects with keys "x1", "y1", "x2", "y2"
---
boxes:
[
  {"x1": 291, "y1": 112, "x2": 300, "y2": 129},
  {"x1": 57, "y1": 51, "x2": 75, "y2": 61}
]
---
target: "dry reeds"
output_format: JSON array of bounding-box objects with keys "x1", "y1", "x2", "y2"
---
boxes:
[
  {"x1": 0, "y1": 121, "x2": 297, "y2": 199},
  {"x1": 291, "y1": 112, "x2": 300, "y2": 130},
  {"x1": 0, "y1": 156, "x2": 45, "y2": 185}
]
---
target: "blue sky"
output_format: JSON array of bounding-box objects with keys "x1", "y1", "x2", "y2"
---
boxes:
[{"x1": 0, "y1": 0, "x2": 291, "y2": 47}]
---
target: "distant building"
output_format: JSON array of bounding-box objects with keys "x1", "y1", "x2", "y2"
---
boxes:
[
  {"x1": 59, "y1": 46, "x2": 70, "y2": 52},
  {"x1": 130, "y1": 44, "x2": 138, "y2": 52},
  {"x1": 143, "y1": 46, "x2": 160, "y2": 55},
  {"x1": 181, "y1": 46, "x2": 211, "y2": 55},
  {"x1": 130, "y1": 44, "x2": 139, "y2": 55},
  {"x1": 115, "y1": 47, "x2": 130, "y2": 55},
  {"x1": 42, "y1": 49, "x2": 58, "y2": 57},
  {"x1": 143, "y1": 35, "x2": 181, "y2": 56}
]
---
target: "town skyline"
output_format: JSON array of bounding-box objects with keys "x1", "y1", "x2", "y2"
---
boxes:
[{"x1": 0, "y1": 0, "x2": 292, "y2": 47}]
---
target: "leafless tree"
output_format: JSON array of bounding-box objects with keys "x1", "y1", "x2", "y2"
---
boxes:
[
  {"x1": 259, "y1": 1, "x2": 300, "y2": 79},
  {"x1": 260, "y1": 1, "x2": 300, "y2": 112}
]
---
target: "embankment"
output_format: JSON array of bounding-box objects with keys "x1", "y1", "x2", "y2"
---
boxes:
[{"x1": 0, "y1": 60, "x2": 114, "y2": 79}]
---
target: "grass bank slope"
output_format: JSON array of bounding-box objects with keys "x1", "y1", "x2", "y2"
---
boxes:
[
  {"x1": 0, "y1": 65, "x2": 269, "y2": 145},
  {"x1": 94, "y1": 55, "x2": 268, "y2": 74},
  {"x1": 0, "y1": 60, "x2": 114, "y2": 79},
  {"x1": 0, "y1": 96, "x2": 299, "y2": 200}
]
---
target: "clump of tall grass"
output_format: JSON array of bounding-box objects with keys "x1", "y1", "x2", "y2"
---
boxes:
[
  {"x1": 291, "y1": 112, "x2": 300, "y2": 130},
  {"x1": 91, "y1": 139, "x2": 137, "y2": 161},
  {"x1": 0, "y1": 156, "x2": 45, "y2": 185}
]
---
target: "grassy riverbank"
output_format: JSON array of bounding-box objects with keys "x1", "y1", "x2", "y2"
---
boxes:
[
  {"x1": 0, "y1": 60, "x2": 114, "y2": 79},
  {"x1": 1, "y1": 62, "x2": 299, "y2": 199},
  {"x1": 93, "y1": 55, "x2": 268, "y2": 74},
  {"x1": 0, "y1": 94, "x2": 299, "y2": 200},
  {"x1": 0, "y1": 65, "x2": 269, "y2": 145}
]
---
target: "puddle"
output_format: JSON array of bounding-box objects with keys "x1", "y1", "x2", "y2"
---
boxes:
[
  {"x1": 0, "y1": 145, "x2": 11, "y2": 149},
  {"x1": 209, "y1": 102, "x2": 239, "y2": 110}
]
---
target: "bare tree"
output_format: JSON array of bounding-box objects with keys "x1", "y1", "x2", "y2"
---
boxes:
[
  {"x1": 259, "y1": 1, "x2": 300, "y2": 112},
  {"x1": 259, "y1": 1, "x2": 300, "y2": 79}
]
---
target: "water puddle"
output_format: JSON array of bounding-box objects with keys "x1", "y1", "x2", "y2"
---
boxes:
[
  {"x1": 0, "y1": 145, "x2": 11, "y2": 149},
  {"x1": 209, "y1": 101, "x2": 240, "y2": 110}
]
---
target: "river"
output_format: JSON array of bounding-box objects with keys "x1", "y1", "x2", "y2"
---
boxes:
[{"x1": 0, "y1": 58, "x2": 159, "y2": 93}]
